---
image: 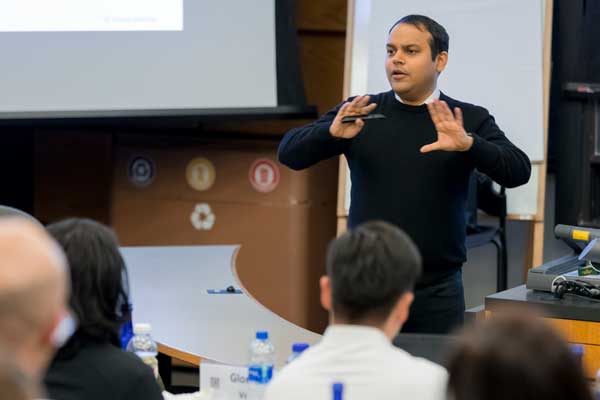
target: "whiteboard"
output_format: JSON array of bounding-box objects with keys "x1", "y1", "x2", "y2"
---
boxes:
[{"x1": 344, "y1": 0, "x2": 548, "y2": 218}]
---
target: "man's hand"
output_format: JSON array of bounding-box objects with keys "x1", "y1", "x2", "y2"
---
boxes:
[
  {"x1": 329, "y1": 95, "x2": 377, "y2": 139},
  {"x1": 421, "y1": 100, "x2": 474, "y2": 153}
]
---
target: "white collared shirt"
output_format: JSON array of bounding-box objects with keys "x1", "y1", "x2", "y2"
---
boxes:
[
  {"x1": 395, "y1": 88, "x2": 440, "y2": 105},
  {"x1": 265, "y1": 325, "x2": 448, "y2": 400}
]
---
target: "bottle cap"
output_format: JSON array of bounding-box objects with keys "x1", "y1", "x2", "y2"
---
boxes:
[
  {"x1": 332, "y1": 382, "x2": 344, "y2": 400},
  {"x1": 292, "y1": 343, "x2": 309, "y2": 353},
  {"x1": 256, "y1": 331, "x2": 268, "y2": 340},
  {"x1": 570, "y1": 344, "x2": 584, "y2": 355},
  {"x1": 133, "y1": 323, "x2": 152, "y2": 334}
]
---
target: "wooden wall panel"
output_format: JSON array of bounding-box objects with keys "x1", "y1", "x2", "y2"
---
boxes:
[
  {"x1": 299, "y1": 34, "x2": 346, "y2": 114},
  {"x1": 34, "y1": 131, "x2": 113, "y2": 224},
  {"x1": 296, "y1": 0, "x2": 347, "y2": 32}
]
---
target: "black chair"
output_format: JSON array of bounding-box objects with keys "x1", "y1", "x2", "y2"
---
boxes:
[
  {"x1": 393, "y1": 333, "x2": 456, "y2": 365},
  {"x1": 465, "y1": 171, "x2": 508, "y2": 292}
]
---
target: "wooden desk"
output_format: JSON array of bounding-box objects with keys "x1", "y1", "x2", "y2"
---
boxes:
[
  {"x1": 121, "y1": 245, "x2": 322, "y2": 369},
  {"x1": 486, "y1": 285, "x2": 600, "y2": 377}
]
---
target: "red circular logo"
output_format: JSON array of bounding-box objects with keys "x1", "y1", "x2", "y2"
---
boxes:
[{"x1": 249, "y1": 158, "x2": 280, "y2": 193}]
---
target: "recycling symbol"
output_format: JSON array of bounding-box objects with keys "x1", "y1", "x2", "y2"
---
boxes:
[{"x1": 190, "y1": 203, "x2": 215, "y2": 231}]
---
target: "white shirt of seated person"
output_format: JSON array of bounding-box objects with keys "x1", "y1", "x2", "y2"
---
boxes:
[
  {"x1": 265, "y1": 278, "x2": 448, "y2": 400},
  {"x1": 265, "y1": 325, "x2": 448, "y2": 400}
]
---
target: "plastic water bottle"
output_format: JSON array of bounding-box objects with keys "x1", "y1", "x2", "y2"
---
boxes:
[
  {"x1": 287, "y1": 343, "x2": 309, "y2": 364},
  {"x1": 569, "y1": 344, "x2": 584, "y2": 370},
  {"x1": 332, "y1": 382, "x2": 344, "y2": 400},
  {"x1": 126, "y1": 323, "x2": 159, "y2": 379},
  {"x1": 248, "y1": 331, "x2": 275, "y2": 399}
]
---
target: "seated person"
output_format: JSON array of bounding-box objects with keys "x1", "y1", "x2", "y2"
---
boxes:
[
  {"x1": 43, "y1": 218, "x2": 163, "y2": 400},
  {"x1": 266, "y1": 220, "x2": 448, "y2": 400},
  {"x1": 446, "y1": 311, "x2": 593, "y2": 400},
  {"x1": 0, "y1": 217, "x2": 69, "y2": 392}
]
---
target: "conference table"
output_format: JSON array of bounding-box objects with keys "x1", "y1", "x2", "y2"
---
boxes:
[{"x1": 121, "y1": 245, "x2": 322, "y2": 369}]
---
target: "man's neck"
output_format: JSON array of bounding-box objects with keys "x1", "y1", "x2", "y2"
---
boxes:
[
  {"x1": 330, "y1": 319, "x2": 399, "y2": 340},
  {"x1": 395, "y1": 86, "x2": 439, "y2": 106}
]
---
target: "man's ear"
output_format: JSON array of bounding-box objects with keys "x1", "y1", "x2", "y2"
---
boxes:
[
  {"x1": 394, "y1": 292, "x2": 414, "y2": 325},
  {"x1": 435, "y1": 51, "x2": 448, "y2": 74},
  {"x1": 39, "y1": 311, "x2": 63, "y2": 349},
  {"x1": 320, "y1": 276, "x2": 332, "y2": 312}
]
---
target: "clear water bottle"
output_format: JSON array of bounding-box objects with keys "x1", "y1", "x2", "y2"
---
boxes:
[
  {"x1": 287, "y1": 343, "x2": 309, "y2": 364},
  {"x1": 332, "y1": 382, "x2": 344, "y2": 400},
  {"x1": 248, "y1": 331, "x2": 275, "y2": 399},
  {"x1": 569, "y1": 343, "x2": 584, "y2": 370},
  {"x1": 126, "y1": 322, "x2": 159, "y2": 379}
]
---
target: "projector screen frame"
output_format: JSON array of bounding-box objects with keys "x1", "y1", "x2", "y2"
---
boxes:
[
  {"x1": 0, "y1": 105, "x2": 317, "y2": 128},
  {"x1": 0, "y1": 0, "x2": 313, "y2": 126}
]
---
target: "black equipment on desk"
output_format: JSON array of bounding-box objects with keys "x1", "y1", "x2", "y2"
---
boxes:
[
  {"x1": 552, "y1": 279, "x2": 600, "y2": 300},
  {"x1": 526, "y1": 224, "x2": 600, "y2": 297}
]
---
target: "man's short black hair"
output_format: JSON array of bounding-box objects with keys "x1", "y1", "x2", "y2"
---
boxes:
[
  {"x1": 47, "y1": 218, "x2": 130, "y2": 345},
  {"x1": 389, "y1": 15, "x2": 449, "y2": 60},
  {"x1": 326, "y1": 220, "x2": 422, "y2": 323}
]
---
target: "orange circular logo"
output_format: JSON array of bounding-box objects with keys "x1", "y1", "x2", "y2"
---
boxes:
[{"x1": 186, "y1": 157, "x2": 216, "y2": 192}]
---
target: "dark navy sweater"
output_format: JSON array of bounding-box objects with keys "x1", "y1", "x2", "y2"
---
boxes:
[{"x1": 278, "y1": 91, "x2": 531, "y2": 285}]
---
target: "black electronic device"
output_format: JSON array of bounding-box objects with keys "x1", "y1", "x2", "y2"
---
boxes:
[{"x1": 341, "y1": 113, "x2": 386, "y2": 123}]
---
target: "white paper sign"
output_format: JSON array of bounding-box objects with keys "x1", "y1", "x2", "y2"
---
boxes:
[{"x1": 200, "y1": 361, "x2": 264, "y2": 400}]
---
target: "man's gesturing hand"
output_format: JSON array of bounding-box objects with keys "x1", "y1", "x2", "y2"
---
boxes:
[
  {"x1": 421, "y1": 99, "x2": 474, "y2": 153},
  {"x1": 329, "y1": 95, "x2": 377, "y2": 139}
]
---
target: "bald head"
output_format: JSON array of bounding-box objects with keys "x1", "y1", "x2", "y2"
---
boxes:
[{"x1": 0, "y1": 218, "x2": 68, "y2": 378}]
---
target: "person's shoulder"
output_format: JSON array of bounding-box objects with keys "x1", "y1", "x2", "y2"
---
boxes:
[
  {"x1": 270, "y1": 354, "x2": 313, "y2": 385},
  {"x1": 78, "y1": 341, "x2": 154, "y2": 378},
  {"x1": 384, "y1": 348, "x2": 448, "y2": 399},
  {"x1": 440, "y1": 93, "x2": 493, "y2": 130},
  {"x1": 346, "y1": 90, "x2": 393, "y2": 104},
  {"x1": 267, "y1": 347, "x2": 321, "y2": 394},
  {"x1": 265, "y1": 362, "x2": 305, "y2": 400},
  {"x1": 440, "y1": 93, "x2": 490, "y2": 116},
  {"x1": 387, "y1": 346, "x2": 448, "y2": 377},
  {"x1": 46, "y1": 340, "x2": 160, "y2": 399},
  {"x1": 91, "y1": 345, "x2": 161, "y2": 398}
]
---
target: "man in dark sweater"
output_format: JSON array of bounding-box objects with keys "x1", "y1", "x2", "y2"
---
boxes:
[{"x1": 278, "y1": 15, "x2": 531, "y2": 333}]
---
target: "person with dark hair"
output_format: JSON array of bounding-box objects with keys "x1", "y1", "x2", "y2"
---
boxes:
[
  {"x1": 278, "y1": 14, "x2": 531, "y2": 334},
  {"x1": 43, "y1": 218, "x2": 163, "y2": 400},
  {"x1": 265, "y1": 221, "x2": 447, "y2": 400},
  {"x1": 446, "y1": 311, "x2": 594, "y2": 400}
]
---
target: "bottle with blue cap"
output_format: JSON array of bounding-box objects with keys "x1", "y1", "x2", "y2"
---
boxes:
[
  {"x1": 332, "y1": 382, "x2": 344, "y2": 400},
  {"x1": 126, "y1": 323, "x2": 159, "y2": 379},
  {"x1": 287, "y1": 342, "x2": 309, "y2": 364},
  {"x1": 569, "y1": 343, "x2": 584, "y2": 369},
  {"x1": 594, "y1": 369, "x2": 600, "y2": 400},
  {"x1": 248, "y1": 330, "x2": 275, "y2": 397},
  {"x1": 119, "y1": 303, "x2": 134, "y2": 349}
]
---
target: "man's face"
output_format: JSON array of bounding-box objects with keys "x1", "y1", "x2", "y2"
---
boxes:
[{"x1": 385, "y1": 23, "x2": 446, "y2": 102}]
